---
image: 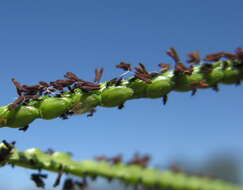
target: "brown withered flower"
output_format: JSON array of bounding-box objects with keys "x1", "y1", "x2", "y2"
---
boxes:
[
  {"x1": 175, "y1": 63, "x2": 193, "y2": 75},
  {"x1": 127, "y1": 153, "x2": 151, "y2": 168},
  {"x1": 94, "y1": 68, "x2": 104, "y2": 83},
  {"x1": 166, "y1": 47, "x2": 180, "y2": 64},
  {"x1": 222, "y1": 52, "x2": 238, "y2": 60},
  {"x1": 116, "y1": 62, "x2": 131, "y2": 71},
  {"x1": 64, "y1": 72, "x2": 85, "y2": 82},
  {"x1": 134, "y1": 73, "x2": 152, "y2": 83},
  {"x1": 108, "y1": 154, "x2": 123, "y2": 165},
  {"x1": 158, "y1": 63, "x2": 170, "y2": 73},
  {"x1": 11, "y1": 78, "x2": 25, "y2": 96},
  {"x1": 204, "y1": 52, "x2": 224, "y2": 62},
  {"x1": 187, "y1": 51, "x2": 200, "y2": 64},
  {"x1": 134, "y1": 63, "x2": 152, "y2": 83},
  {"x1": 166, "y1": 48, "x2": 192, "y2": 75},
  {"x1": 106, "y1": 77, "x2": 123, "y2": 87}
]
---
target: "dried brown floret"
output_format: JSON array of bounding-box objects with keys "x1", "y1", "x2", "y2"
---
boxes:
[
  {"x1": 55, "y1": 80, "x2": 75, "y2": 87},
  {"x1": 50, "y1": 81, "x2": 64, "y2": 91},
  {"x1": 166, "y1": 48, "x2": 192, "y2": 75},
  {"x1": 222, "y1": 52, "x2": 238, "y2": 60},
  {"x1": 108, "y1": 154, "x2": 123, "y2": 165},
  {"x1": 135, "y1": 63, "x2": 149, "y2": 75},
  {"x1": 158, "y1": 63, "x2": 170, "y2": 73},
  {"x1": 127, "y1": 153, "x2": 151, "y2": 168},
  {"x1": 134, "y1": 73, "x2": 152, "y2": 83},
  {"x1": 166, "y1": 47, "x2": 180, "y2": 64},
  {"x1": 94, "y1": 68, "x2": 104, "y2": 83},
  {"x1": 64, "y1": 72, "x2": 85, "y2": 82},
  {"x1": 11, "y1": 78, "x2": 25, "y2": 96},
  {"x1": 204, "y1": 52, "x2": 224, "y2": 62},
  {"x1": 175, "y1": 63, "x2": 193, "y2": 75},
  {"x1": 187, "y1": 51, "x2": 200, "y2": 64},
  {"x1": 79, "y1": 81, "x2": 100, "y2": 92},
  {"x1": 39, "y1": 81, "x2": 50, "y2": 87},
  {"x1": 81, "y1": 86, "x2": 100, "y2": 92},
  {"x1": 116, "y1": 62, "x2": 132, "y2": 71},
  {"x1": 95, "y1": 154, "x2": 123, "y2": 165},
  {"x1": 134, "y1": 63, "x2": 152, "y2": 83},
  {"x1": 106, "y1": 77, "x2": 123, "y2": 87},
  {"x1": 22, "y1": 84, "x2": 42, "y2": 91}
]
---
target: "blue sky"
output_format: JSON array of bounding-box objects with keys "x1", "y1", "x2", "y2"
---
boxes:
[{"x1": 0, "y1": 0, "x2": 243, "y2": 189}]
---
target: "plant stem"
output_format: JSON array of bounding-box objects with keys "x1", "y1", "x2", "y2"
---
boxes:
[
  {"x1": 0, "y1": 59, "x2": 243, "y2": 129},
  {"x1": 0, "y1": 143, "x2": 241, "y2": 190}
]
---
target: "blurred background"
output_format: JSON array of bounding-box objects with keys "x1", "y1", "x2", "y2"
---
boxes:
[{"x1": 0, "y1": 0, "x2": 243, "y2": 189}]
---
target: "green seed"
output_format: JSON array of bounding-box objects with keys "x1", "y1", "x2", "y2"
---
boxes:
[
  {"x1": 39, "y1": 97, "x2": 71, "y2": 119},
  {"x1": 70, "y1": 93, "x2": 101, "y2": 114},
  {"x1": 173, "y1": 72, "x2": 203, "y2": 92},
  {"x1": 101, "y1": 86, "x2": 134, "y2": 107},
  {"x1": 6, "y1": 106, "x2": 40, "y2": 128},
  {"x1": 205, "y1": 67, "x2": 224, "y2": 86},
  {"x1": 127, "y1": 79, "x2": 148, "y2": 98},
  {"x1": 222, "y1": 67, "x2": 240, "y2": 84},
  {"x1": 0, "y1": 106, "x2": 10, "y2": 127},
  {"x1": 146, "y1": 76, "x2": 174, "y2": 98}
]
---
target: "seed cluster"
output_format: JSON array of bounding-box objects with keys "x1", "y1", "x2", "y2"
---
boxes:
[
  {"x1": 0, "y1": 47, "x2": 242, "y2": 130},
  {"x1": 10, "y1": 48, "x2": 242, "y2": 108}
]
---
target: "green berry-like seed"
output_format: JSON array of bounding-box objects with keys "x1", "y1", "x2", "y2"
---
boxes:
[
  {"x1": 39, "y1": 97, "x2": 71, "y2": 119},
  {"x1": 6, "y1": 106, "x2": 39, "y2": 128},
  {"x1": 101, "y1": 86, "x2": 134, "y2": 107},
  {"x1": 146, "y1": 76, "x2": 174, "y2": 98}
]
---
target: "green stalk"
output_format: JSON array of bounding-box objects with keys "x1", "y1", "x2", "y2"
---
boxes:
[
  {"x1": 0, "y1": 143, "x2": 241, "y2": 190},
  {"x1": 0, "y1": 59, "x2": 243, "y2": 129}
]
